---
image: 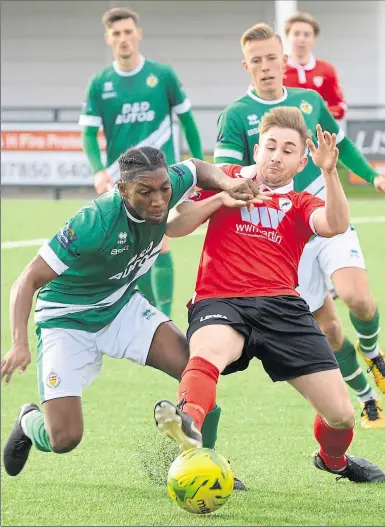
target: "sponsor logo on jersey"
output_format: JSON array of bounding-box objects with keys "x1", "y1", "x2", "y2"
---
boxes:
[
  {"x1": 102, "y1": 81, "x2": 117, "y2": 99},
  {"x1": 56, "y1": 224, "x2": 78, "y2": 249},
  {"x1": 46, "y1": 372, "x2": 61, "y2": 388},
  {"x1": 117, "y1": 232, "x2": 128, "y2": 244},
  {"x1": 247, "y1": 128, "x2": 259, "y2": 137},
  {"x1": 200, "y1": 314, "x2": 228, "y2": 322},
  {"x1": 170, "y1": 165, "x2": 185, "y2": 178},
  {"x1": 115, "y1": 101, "x2": 155, "y2": 124},
  {"x1": 142, "y1": 308, "x2": 156, "y2": 320},
  {"x1": 279, "y1": 198, "x2": 293, "y2": 212},
  {"x1": 146, "y1": 74, "x2": 159, "y2": 88},
  {"x1": 247, "y1": 114, "x2": 260, "y2": 126},
  {"x1": 313, "y1": 76, "x2": 324, "y2": 88},
  {"x1": 235, "y1": 206, "x2": 285, "y2": 244},
  {"x1": 109, "y1": 241, "x2": 154, "y2": 280},
  {"x1": 300, "y1": 100, "x2": 313, "y2": 115},
  {"x1": 111, "y1": 244, "x2": 130, "y2": 255}
]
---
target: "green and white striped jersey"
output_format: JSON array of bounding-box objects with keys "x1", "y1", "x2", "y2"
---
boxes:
[
  {"x1": 79, "y1": 56, "x2": 191, "y2": 177},
  {"x1": 35, "y1": 161, "x2": 197, "y2": 332},
  {"x1": 214, "y1": 87, "x2": 344, "y2": 199}
]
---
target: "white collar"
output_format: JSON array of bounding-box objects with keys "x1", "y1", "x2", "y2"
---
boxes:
[
  {"x1": 240, "y1": 165, "x2": 294, "y2": 194},
  {"x1": 247, "y1": 86, "x2": 288, "y2": 105},
  {"x1": 113, "y1": 55, "x2": 145, "y2": 77},
  {"x1": 287, "y1": 53, "x2": 316, "y2": 71},
  {"x1": 124, "y1": 205, "x2": 145, "y2": 223}
]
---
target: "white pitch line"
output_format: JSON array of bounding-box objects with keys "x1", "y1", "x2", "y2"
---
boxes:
[{"x1": 2, "y1": 216, "x2": 385, "y2": 249}]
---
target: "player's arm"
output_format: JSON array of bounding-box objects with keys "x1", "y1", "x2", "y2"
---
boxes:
[
  {"x1": 319, "y1": 95, "x2": 384, "y2": 192},
  {"x1": 213, "y1": 108, "x2": 246, "y2": 165},
  {"x1": 79, "y1": 76, "x2": 113, "y2": 194},
  {"x1": 166, "y1": 67, "x2": 204, "y2": 160},
  {"x1": 326, "y1": 64, "x2": 347, "y2": 120},
  {"x1": 1, "y1": 209, "x2": 105, "y2": 384},
  {"x1": 308, "y1": 125, "x2": 350, "y2": 237},
  {"x1": 167, "y1": 193, "x2": 226, "y2": 237},
  {"x1": 0, "y1": 256, "x2": 58, "y2": 384}
]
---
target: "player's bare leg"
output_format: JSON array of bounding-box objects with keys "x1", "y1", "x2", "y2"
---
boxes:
[
  {"x1": 314, "y1": 294, "x2": 385, "y2": 428},
  {"x1": 332, "y1": 267, "x2": 385, "y2": 394},
  {"x1": 289, "y1": 369, "x2": 385, "y2": 482},
  {"x1": 154, "y1": 324, "x2": 246, "y2": 489},
  {"x1": 3, "y1": 396, "x2": 83, "y2": 476}
]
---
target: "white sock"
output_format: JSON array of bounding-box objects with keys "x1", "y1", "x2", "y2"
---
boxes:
[
  {"x1": 20, "y1": 410, "x2": 40, "y2": 437},
  {"x1": 358, "y1": 389, "x2": 378, "y2": 404},
  {"x1": 360, "y1": 345, "x2": 379, "y2": 360}
]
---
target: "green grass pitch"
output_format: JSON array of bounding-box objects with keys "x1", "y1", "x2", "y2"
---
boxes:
[{"x1": 1, "y1": 198, "x2": 384, "y2": 526}]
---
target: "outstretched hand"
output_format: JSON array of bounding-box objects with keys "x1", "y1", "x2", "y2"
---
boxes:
[
  {"x1": 1, "y1": 344, "x2": 31, "y2": 385},
  {"x1": 307, "y1": 124, "x2": 339, "y2": 175},
  {"x1": 374, "y1": 175, "x2": 385, "y2": 193},
  {"x1": 223, "y1": 178, "x2": 272, "y2": 204}
]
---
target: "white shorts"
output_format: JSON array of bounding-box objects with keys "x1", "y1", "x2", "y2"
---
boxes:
[
  {"x1": 36, "y1": 293, "x2": 169, "y2": 403},
  {"x1": 297, "y1": 229, "x2": 366, "y2": 313}
]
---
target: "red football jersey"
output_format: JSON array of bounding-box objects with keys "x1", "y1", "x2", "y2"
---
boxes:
[
  {"x1": 284, "y1": 54, "x2": 347, "y2": 120},
  {"x1": 190, "y1": 165, "x2": 325, "y2": 304}
]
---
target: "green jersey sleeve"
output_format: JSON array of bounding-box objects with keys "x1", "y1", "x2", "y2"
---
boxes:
[
  {"x1": 166, "y1": 67, "x2": 191, "y2": 115},
  {"x1": 318, "y1": 94, "x2": 345, "y2": 144},
  {"x1": 78, "y1": 75, "x2": 103, "y2": 128},
  {"x1": 38, "y1": 207, "x2": 106, "y2": 275},
  {"x1": 214, "y1": 108, "x2": 245, "y2": 165},
  {"x1": 168, "y1": 160, "x2": 197, "y2": 208}
]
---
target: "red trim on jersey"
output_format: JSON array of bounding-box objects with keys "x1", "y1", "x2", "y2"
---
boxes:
[
  {"x1": 188, "y1": 165, "x2": 325, "y2": 303},
  {"x1": 284, "y1": 55, "x2": 347, "y2": 120}
]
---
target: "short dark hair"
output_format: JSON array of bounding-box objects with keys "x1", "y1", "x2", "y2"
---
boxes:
[
  {"x1": 285, "y1": 12, "x2": 320, "y2": 37},
  {"x1": 102, "y1": 7, "x2": 139, "y2": 29},
  {"x1": 118, "y1": 146, "x2": 167, "y2": 182}
]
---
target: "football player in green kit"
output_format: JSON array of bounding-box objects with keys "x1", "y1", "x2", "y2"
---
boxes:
[
  {"x1": 214, "y1": 23, "x2": 385, "y2": 428},
  {"x1": 80, "y1": 7, "x2": 203, "y2": 318},
  {"x1": 2, "y1": 147, "x2": 266, "y2": 488}
]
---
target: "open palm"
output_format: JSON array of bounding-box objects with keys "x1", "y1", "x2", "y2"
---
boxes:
[{"x1": 307, "y1": 124, "x2": 339, "y2": 174}]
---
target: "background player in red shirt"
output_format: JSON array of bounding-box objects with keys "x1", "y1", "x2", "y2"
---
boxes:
[
  {"x1": 284, "y1": 12, "x2": 347, "y2": 120},
  {"x1": 154, "y1": 107, "x2": 385, "y2": 483}
]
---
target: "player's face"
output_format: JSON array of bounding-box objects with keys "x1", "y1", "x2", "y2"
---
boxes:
[
  {"x1": 254, "y1": 126, "x2": 308, "y2": 188},
  {"x1": 120, "y1": 168, "x2": 172, "y2": 224},
  {"x1": 287, "y1": 22, "x2": 316, "y2": 58},
  {"x1": 242, "y1": 37, "x2": 287, "y2": 98},
  {"x1": 105, "y1": 18, "x2": 142, "y2": 60}
]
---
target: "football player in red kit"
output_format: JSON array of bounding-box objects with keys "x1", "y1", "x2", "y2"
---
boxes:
[
  {"x1": 154, "y1": 107, "x2": 385, "y2": 484},
  {"x1": 284, "y1": 12, "x2": 347, "y2": 120}
]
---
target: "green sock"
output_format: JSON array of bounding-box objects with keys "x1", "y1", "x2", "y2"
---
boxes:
[
  {"x1": 23, "y1": 410, "x2": 53, "y2": 453},
  {"x1": 335, "y1": 338, "x2": 373, "y2": 400},
  {"x1": 152, "y1": 252, "x2": 174, "y2": 317},
  {"x1": 137, "y1": 269, "x2": 156, "y2": 306},
  {"x1": 201, "y1": 404, "x2": 221, "y2": 449},
  {"x1": 350, "y1": 308, "x2": 380, "y2": 356}
]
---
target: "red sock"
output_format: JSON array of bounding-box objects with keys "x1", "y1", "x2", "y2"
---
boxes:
[
  {"x1": 314, "y1": 414, "x2": 354, "y2": 470},
  {"x1": 178, "y1": 356, "x2": 219, "y2": 430}
]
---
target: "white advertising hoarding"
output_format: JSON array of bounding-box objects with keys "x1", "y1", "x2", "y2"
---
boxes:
[{"x1": 1, "y1": 123, "x2": 105, "y2": 186}]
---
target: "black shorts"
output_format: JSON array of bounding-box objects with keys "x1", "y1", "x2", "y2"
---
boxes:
[{"x1": 187, "y1": 295, "x2": 338, "y2": 382}]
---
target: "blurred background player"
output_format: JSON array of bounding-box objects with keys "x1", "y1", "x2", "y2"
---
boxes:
[
  {"x1": 214, "y1": 23, "x2": 385, "y2": 428},
  {"x1": 283, "y1": 11, "x2": 347, "y2": 121},
  {"x1": 79, "y1": 7, "x2": 204, "y2": 317}
]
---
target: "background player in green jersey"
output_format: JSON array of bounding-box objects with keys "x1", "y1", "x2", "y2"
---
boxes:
[
  {"x1": 214, "y1": 23, "x2": 385, "y2": 429},
  {"x1": 80, "y1": 7, "x2": 204, "y2": 318},
  {"x1": 1, "y1": 147, "x2": 263, "y2": 480}
]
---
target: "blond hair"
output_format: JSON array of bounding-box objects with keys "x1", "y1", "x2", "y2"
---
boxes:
[
  {"x1": 102, "y1": 7, "x2": 140, "y2": 29},
  {"x1": 285, "y1": 12, "x2": 320, "y2": 36},
  {"x1": 260, "y1": 107, "x2": 311, "y2": 152},
  {"x1": 240, "y1": 23, "x2": 282, "y2": 49}
]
